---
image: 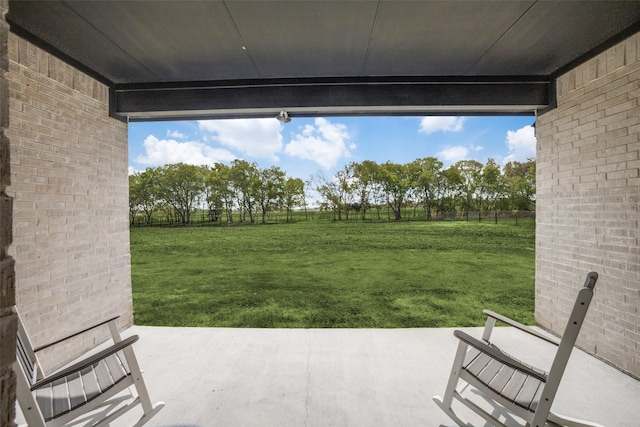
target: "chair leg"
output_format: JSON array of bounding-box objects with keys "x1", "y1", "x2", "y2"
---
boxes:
[
  {"x1": 433, "y1": 341, "x2": 472, "y2": 426},
  {"x1": 433, "y1": 395, "x2": 472, "y2": 427},
  {"x1": 548, "y1": 411, "x2": 605, "y2": 427},
  {"x1": 132, "y1": 403, "x2": 166, "y2": 427},
  {"x1": 121, "y1": 346, "x2": 165, "y2": 423}
]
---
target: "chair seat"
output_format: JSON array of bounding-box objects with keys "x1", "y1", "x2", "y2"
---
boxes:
[
  {"x1": 462, "y1": 345, "x2": 547, "y2": 412},
  {"x1": 34, "y1": 350, "x2": 132, "y2": 421}
]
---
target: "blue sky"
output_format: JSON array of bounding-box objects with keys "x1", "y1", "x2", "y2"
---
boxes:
[{"x1": 128, "y1": 116, "x2": 536, "y2": 180}]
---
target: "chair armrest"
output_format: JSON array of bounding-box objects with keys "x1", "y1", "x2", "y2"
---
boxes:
[
  {"x1": 454, "y1": 330, "x2": 548, "y2": 382},
  {"x1": 33, "y1": 316, "x2": 121, "y2": 352},
  {"x1": 483, "y1": 310, "x2": 560, "y2": 346},
  {"x1": 30, "y1": 335, "x2": 139, "y2": 390}
]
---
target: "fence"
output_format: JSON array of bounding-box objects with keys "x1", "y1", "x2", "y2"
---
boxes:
[{"x1": 131, "y1": 209, "x2": 535, "y2": 227}]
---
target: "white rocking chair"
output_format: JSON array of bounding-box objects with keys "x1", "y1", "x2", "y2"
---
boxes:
[
  {"x1": 14, "y1": 309, "x2": 164, "y2": 427},
  {"x1": 434, "y1": 271, "x2": 603, "y2": 427}
]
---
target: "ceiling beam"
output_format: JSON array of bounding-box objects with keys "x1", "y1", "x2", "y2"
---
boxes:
[{"x1": 112, "y1": 77, "x2": 551, "y2": 122}]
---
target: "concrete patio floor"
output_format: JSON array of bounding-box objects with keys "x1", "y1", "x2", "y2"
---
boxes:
[{"x1": 18, "y1": 325, "x2": 640, "y2": 427}]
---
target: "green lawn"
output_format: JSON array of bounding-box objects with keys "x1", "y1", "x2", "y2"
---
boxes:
[{"x1": 130, "y1": 219, "x2": 535, "y2": 328}]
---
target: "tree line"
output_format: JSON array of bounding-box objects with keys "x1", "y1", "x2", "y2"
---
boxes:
[{"x1": 129, "y1": 157, "x2": 535, "y2": 225}]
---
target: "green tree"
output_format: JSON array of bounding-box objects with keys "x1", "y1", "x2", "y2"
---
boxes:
[
  {"x1": 377, "y1": 162, "x2": 413, "y2": 220},
  {"x1": 455, "y1": 159, "x2": 483, "y2": 217},
  {"x1": 156, "y1": 163, "x2": 206, "y2": 224},
  {"x1": 439, "y1": 165, "x2": 463, "y2": 215},
  {"x1": 281, "y1": 177, "x2": 306, "y2": 222},
  {"x1": 205, "y1": 163, "x2": 235, "y2": 223},
  {"x1": 130, "y1": 168, "x2": 160, "y2": 225},
  {"x1": 334, "y1": 164, "x2": 357, "y2": 220},
  {"x1": 129, "y1": 156, "x2": 536, "y2": 226},
  {"x1": 352, "y1": 160, "x2": 379, "y2": 221},
  {"x1": 313, "y1": 171, "x2": 342, "y2": 221},
  {"x1": 411, "y1": 157, "x2": 443, "y2": 220},
  {"x1": 504, "y1": 158, "x2": 536, "y2": 210},
  {"x1": 256, "y1": 166, "x2": 286, "y2": 224},
  {"x1": 479, "y1": 159, "x2": 504, "y2": 213},
  {"x1": 229, "y1": 160, "x2": 260, "y2": 223},
  {"x1": 129, "y1": 174, "x2": 141, "y2": 225}
]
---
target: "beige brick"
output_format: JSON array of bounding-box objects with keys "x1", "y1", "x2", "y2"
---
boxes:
[
  {"x1": 606, "y1": 116, "x2": 639, "y2": 133},
  {"x1": 537, "y1": 30, "x2": 640, "y2": 379},
  {"x1": 596, "y1": 132, "x2": 632, "y2": 149},
  {"x1": 576, "y1": 107, "x2": 605, "y2": 125},
  {"x1": 558, "y1": 86, "x2": 588, "y2": 107},
  {"x1": 7, "y1": 34, "x2": 132, "y2": 371},
  {"x1": 626, "y1": 34, "x2": 638, "y2": 65},
  {"x1": 606, "y1": 78, "x2": 637, "y2": 100},
  {"x1": 581, "y1": 57, "x2": 599, "y2": 85}
]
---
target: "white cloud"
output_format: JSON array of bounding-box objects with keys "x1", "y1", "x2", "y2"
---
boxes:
[
  {"x1": 135, "y1": 135, "x2": 237, "y2": 166},
  {"x1": 284, "y1": 118, "x2": 354, "y2": 169},
  {"x1": 436, "y1": 144, "x2": 484, "y2": 165},
  {"x1": 128, "y1": 166, "x2": 137, "y2": 175},
  {"x1": 419, "y1": 116, "x2": 466, "y2": 135},
  {"x1": 198, "y1": 119, "x2": 283, "y2": 161},
  {"x1": 167, "y1": 130, "x2": 186, "y2": 139},
  {"x1": 437, "y1": 146, "x2": 469, "y2": 164},
  {"x1": 503, "y1": 125, "x2": 536, "y2": 164}
]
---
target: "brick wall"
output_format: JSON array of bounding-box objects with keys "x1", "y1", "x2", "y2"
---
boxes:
[
  {"x1": 6, "y1": 34, "x2": 133, "y2": 372},
  {"x1": 536, "y1": 32, "x2": 640, "y2": 378},
  {"x1": 0, "y1": 1, "x2": 16, "y2": 426}
]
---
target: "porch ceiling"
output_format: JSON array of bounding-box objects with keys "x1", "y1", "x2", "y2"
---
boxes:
[{"x1": 7, "y1": 1, "x2": 640, "y2": 120}]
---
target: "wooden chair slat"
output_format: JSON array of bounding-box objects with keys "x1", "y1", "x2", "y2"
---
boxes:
[
  {"x1": 16, "y1": 336, "x2": 34, "y2": 385},
  {"x1": 105, "y1": 351, "x2": 128, "y2": 381},
  {"x1": 35, "y1": 387, "x2": 53, "y2": 421},
  {"x1": 66, "y1": 372, "x2": 87, "y2": 409},
  {"x1": 14, "y1": 309, "x2": 164, "y2": 426},
  {"x1": 514, "y1": 375, "x2": 543, "y2": 410},
  {"x1": 81, "y1": 365, "x2": 102, "y2": 401},
  {"x1": 488, "y1": 364, "x2": 516, "y2": 395},
  {"x1": 51, "y1": 378, "x2": 70, "y2": 419},
  {"x1": 464, "y1": 351, "x2": 491, "y2": 377},
  {"x1": 463, "y1": 347, "x2": 480, "y2": 366},
  {"x1": 476, "y1": 358, "x2": 503, "y2": 385},
  {"x1": 94, "y1": 359, "x2": 115, "y2": 391},
  {"x1": 500, "y1": 369, "x2": 527, "y2": 402},
  {"x1": 433, "y1": 272, "x2": 603, "y2": 427},
  {"x1": 119, "y1": 350, "x2": 131, "y2": 372}
]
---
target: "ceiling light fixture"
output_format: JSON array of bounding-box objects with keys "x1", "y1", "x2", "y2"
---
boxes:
[{"x1": 276, "y1": 111, "x2": 291, "y2": 123}]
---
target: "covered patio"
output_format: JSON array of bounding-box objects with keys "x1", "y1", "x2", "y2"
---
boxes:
[
  {"x1": 2, "y1": 2, "x2": 640, "y2": 426},
  {"x1": 16, "y1": 326, "x2": 640, "y2": 426}
]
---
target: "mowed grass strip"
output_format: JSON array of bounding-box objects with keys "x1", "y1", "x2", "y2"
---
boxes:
[{"x1": 130, "y1": 220, "x2": 535, "y2": 328}]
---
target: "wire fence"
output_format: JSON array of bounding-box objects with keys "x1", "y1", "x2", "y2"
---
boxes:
[{"x1": 131, "y1": 209, "x2": 535, "y2": 228}]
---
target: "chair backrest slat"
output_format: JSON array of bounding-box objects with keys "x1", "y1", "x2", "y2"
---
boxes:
[{"x1": 15, "y1": 312, "x2": 40, "y2": 387}]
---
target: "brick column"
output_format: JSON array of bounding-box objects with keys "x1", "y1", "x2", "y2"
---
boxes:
[
  {"x1": 536, "y1": 31, "x2": 640, "y2": 378},
  {"x1": 7, "y1": 34, "x2": 131, "y2": 372},
  {"x1": 0, "y1": 0, "x2": 17, "y2": 425}
]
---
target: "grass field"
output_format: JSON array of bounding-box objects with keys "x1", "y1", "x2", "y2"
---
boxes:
[{"x1": 130, "y1": 219, "x2": 535, "y2": 328}]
